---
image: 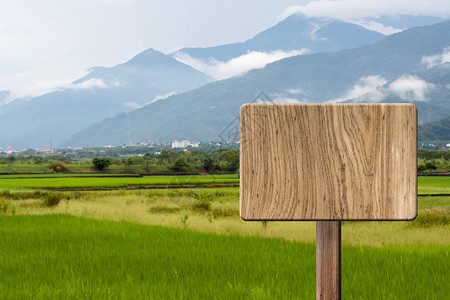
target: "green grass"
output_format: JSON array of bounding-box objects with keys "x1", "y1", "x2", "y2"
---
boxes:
[
  {"x1": 0, "y1": 173, "x2": 142, "y2": 178},
  {"x1": 419, "y1": 196, "x2": 450, "y2": 210},
  {"x1": 0, "y1": 174, "x2": 239, "y2": 190},
  {"x1": 418, "y1": 176, "x2": 450, "y2": 194},
  {"x1": 0, "y1": 214, "x2": 448, "y2": 299},
  {"x1": 0, "y1": 174, "x2": 447, "y2": 194}
]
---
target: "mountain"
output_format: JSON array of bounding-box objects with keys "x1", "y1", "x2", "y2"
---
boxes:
[
  {"x1": 64, "y1": 20, "x2": 450, "y2": 147},
  {"x1": 0, "y1": 49, "x2": 211, "y2": 149},
  {"x1": 418, "y1": 115, "x2": 450, "y2": 143},
  {"x1": 171, "y1": 14, "x2": 385, "y2": 63}
]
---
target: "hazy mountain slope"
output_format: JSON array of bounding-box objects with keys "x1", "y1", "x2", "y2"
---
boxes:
[
  {"x1": 418, "y1": 115, "x2": 450, "y2": 142},
  {"x1": 0, "y1": 49, "x2": 211, "y2": 149},
  {"x1": 64, "y1": 20, "x2": 450, "y2": 147}
]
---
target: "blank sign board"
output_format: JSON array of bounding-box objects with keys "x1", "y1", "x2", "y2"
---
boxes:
[{"x1": 240, "y1": 104, "x2": 417, "y2": 221}]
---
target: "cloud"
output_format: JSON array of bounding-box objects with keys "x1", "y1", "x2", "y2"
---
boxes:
[
  {"x1": 148, "y1": 92, "x2": 176, "y2": 104},
  {"x1": 71, "y1": 78, "x2": 108, "y2": 90},
  {"x1": 282, "y1": 1, "x2": 450, "y2": 21},
  {"x1": 124, "y1": 101, "x2": 141, "y2": 109},
  {"x1": 173, "y1": 49, "x2": 308, "y2": 80},
  {"x1": 331, "y1": 75, "x2": 388, "y2": 102},
  {"x1": 353, "y1": 20, "x2": 402, "y2": 35},
  {"x1": 388, "y1": 75, "x2": 435, "y2": 101},
  {"x1": 271, "y1": 96, "x2": 301, "y2": 104},
  {"x1": 286, "y1": 88, "x2": 303, "y2": 95},
  {"x1": 421, "y1": 47, "x2": 450, "y2": 68}
]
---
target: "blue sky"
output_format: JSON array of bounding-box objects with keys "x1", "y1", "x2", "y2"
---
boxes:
[{"x1": 0, "y1": 0, "x2": 449, "y2": 99}]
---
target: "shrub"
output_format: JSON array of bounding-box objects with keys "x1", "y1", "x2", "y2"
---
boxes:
[
  {"x1": 41, "y1": 193, "x2": 63, "y2": 207},
  {"x1": 211, "y1": 208, "x2": 239, "y2": 219},
  {"x1": 149, "y1": 206, "x2": 181, "y2": 214},
  {"x1": 191, "y1": 200, "x2": 211, "y2": 213},
  {"x1": 0, "y1": 202, "x2": 8, "y2": 213},
  {"x1": 408, "y1": 210, "x2": 449, "y2": 228},
  {"x1": 49, "y1": 162, "x2": 69, "y2": 173}
]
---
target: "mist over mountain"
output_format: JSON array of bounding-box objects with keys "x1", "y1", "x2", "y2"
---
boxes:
[
  {"x1": 1, "y1": 14, "x2": 392, "y2": 150},
  {"x1": 171, "y1": 14, "x2": 385, "y2": 79},
  {"x1": 0, "y1": 49, "x2": 211, "y2": 149},
  {"x1": 65, "y1": 20, "x2": 450, "y2": 147}
]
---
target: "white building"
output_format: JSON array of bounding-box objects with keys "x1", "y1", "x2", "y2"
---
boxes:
[{"x1": 171, "y1": 140, "x2": 199, "y2": 148}]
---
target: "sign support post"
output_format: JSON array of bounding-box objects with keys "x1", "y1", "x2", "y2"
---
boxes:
[{"x1": 316, "y1": 221, "x2": 341, "y2": 300}]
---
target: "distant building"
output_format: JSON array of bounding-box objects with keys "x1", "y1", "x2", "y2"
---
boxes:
[
  {"x1": 36, "y1": 149, "x2": 55, "y2": 154},
  {"x1": 5, "y1": 146, "x2": 14, "y2": 154},
  {"x1": 171, "y1": 140, "x2": 199, "y2": 148}
]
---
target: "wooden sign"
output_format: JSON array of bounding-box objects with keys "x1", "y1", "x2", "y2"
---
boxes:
[{"x1": 240, "y1": 103, "x2": 417, "y2": 221}]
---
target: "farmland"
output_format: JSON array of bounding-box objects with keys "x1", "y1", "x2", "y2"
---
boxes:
[
  {"x1": 0, "y1": 174, "x2": 448, "y2": 298},
  {"x1": 0, "y1": 174, "x2": 239, "y2": 190}
]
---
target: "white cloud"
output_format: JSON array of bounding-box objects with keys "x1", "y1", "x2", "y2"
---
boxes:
[
  {"x1": 71, "y1": 78, "x2": 108, "y2": 90},
  {"x1": 109, "y1": 77, "x2": 126, "y2": 87},
  {"x1": 388, "y1": 75, "x2": 435, "y2": 101},
  {"x1": 148, "y1": 92, "x2": 176, "y2": 104},
  {"x1": 282, "y1": 1, "x2": 450, "y2": 21},
  {"x1": 353, "y1": 20, "x2": 402, "y2": 35},
  {"x1": 271, "y1": 96, "x2": 301, "y2": 104},
  {"x1": 332, "y1": 75, "x2": 387, "y2": 102},
  {"x1": 286, "y1": 88, "x2": 303, "y2": 95},
  {"x1": 421, "y1": 47, "x2": 450, "y2": 68},
  {"x1": 124, "y1": 101, "x2": 141, "y2": 109},
  {"x1": 173, "y1": 49, "x2": 308, "y2": 80}
]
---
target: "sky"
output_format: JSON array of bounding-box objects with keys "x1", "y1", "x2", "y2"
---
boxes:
[{"x1": 1, "y1": 0, "x2": 449, "y2": 101}]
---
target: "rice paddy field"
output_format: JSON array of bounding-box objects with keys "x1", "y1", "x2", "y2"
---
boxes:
[
  {"x1": 0, "y1": 174, "x2": 448, "y2": 299},
  {"x1": 0, "y1": 174, "x2": 239, "y2": 190}
]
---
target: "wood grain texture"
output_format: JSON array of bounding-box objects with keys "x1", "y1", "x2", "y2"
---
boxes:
[
  {"x1": 240, "y1": 103, "x2": 417, "y2": 220},
  {"x1": 316, "y1": 221, "x2": 341, "y2": 300}
]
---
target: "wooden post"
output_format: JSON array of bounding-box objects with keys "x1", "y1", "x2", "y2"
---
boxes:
[{"x1": 316, "y1": 221, "x2": 341, "y2": 300}]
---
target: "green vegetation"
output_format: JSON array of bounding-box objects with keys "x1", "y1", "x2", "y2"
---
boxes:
[
  {"x1": 0, "y1": 174, "x2": 239, "y2": 190},
  {"x1": 0, "y1": 148, "x2": 240, "y2": 174},
  {"x1": 0, "y1": 214, "x2": 448, "y2": 299},
  {"x1": 0, "y1": 186, "x2": 448, "y2": 246},
  {"x1": 417, "y1": 149, "x2": 450, "y2": 172},
  {"x1": 91, "y1": 157, "x2": 112, "y2": 171},
  {"x1": 0, "y1": 173, "x2": 448, "y2": 298},
  {"x1": 418, "y1": 176, "x2": 450, "y2": 194}
]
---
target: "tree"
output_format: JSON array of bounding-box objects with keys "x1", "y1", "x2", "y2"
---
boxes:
[
  {"x1": 92, "y1": 158, "x2": 112, "y2": 171},
  {"x1": 425, "y1": 161, "x2": 437, "y2": 171},
  {"x1": 171, "y1": 156, "x2": 189, "y2": 172},
  {"x1": 417, "y1": 163, "x2": 426, "y2": 172}
]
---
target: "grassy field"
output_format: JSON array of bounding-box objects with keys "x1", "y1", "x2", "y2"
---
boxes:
[
  {"x1": 0, "y1": 214, "x2": 448, "y2": 299},
  {"x1": 0, "y1": 174, "x2": 448, "y2": 194},
  {"x1": 0, "y1": 187, "x2": 448, "y2": 246},
  {"x1": 418, "y1": 176, "x2": 450, "y2": 194},
  {"x1": 0, "y1": 174, "x2": 239, "y2": 190},
  {"x1": 0, "y1": 175, "x2": 448, "y2": 298}
]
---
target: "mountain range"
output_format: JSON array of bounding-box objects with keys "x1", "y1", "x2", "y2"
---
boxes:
[
  {"x1": 65, "y1": 19, "x2": 450, "y2": 147},
  {"x1": 170, "y1": 14, "x2": 384, "y2": 63},
  {"x1": 0, "y1": 49, "x2": 211, "y2": 149},
  {"x1": 1, "y1": 13, "x2": 450, "y2": 149}
]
